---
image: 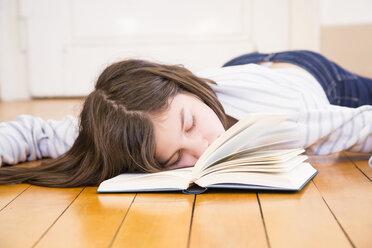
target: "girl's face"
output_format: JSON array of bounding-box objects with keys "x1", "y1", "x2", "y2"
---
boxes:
[{"x1": 152, "y1": 93, "x2": 225, "y2": 169}]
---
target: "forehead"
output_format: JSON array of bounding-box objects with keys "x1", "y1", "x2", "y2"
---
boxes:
[{"x1": 152, "y1": 93, "x2": 200, "y2": 124}]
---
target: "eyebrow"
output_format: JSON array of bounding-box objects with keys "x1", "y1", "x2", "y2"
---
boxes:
[{"x1": 161, "y1": 107, "x2": 185, "y2": 166}]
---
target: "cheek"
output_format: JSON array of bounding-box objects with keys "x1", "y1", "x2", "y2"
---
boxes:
[
  {"x1": 169, "y1": 154, "x2": 198, "y2": 169},
  {"x1": 198, "y1": 108, "x2": 225, "y2": 140}
]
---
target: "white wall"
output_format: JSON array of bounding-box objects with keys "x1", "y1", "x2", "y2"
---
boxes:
[
  {"x1": 1, "y1": 0, "x2": 370, "y2": 101},
  {"x1": 0, "y1": 0, "x2": 28, "y2": 101},
  {"x1": 320, "y1": 0, "x2": 372, "y2": 25},
  {"x1": 319, "y1": 0, "x2": 372, "y2": 78}
]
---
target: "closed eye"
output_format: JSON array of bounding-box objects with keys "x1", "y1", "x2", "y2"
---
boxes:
[
  {"x1": 167, "y1": 116, "x2": 195, "y2": 168},
  {"x1": 186, "y1": 115, "x2": 196, "y2": 133},
  {"x1": 168, "y1": 150, "x2": 182, "y2": 168},
  {"x1": 168, "y1": 115, "x2": 195, "y2": 167}
]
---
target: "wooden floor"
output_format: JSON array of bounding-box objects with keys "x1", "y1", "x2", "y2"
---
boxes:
[{"x1": 0, "y1": 99, "x2": 372, "y2": 248}]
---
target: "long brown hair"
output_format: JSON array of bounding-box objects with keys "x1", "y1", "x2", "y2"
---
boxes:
[{"x1": 0, "y1": 59, "x2": 227, "y2": 187}]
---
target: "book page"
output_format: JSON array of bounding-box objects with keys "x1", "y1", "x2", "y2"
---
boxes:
[
  {"x1": 206, "y1": 148, "x2": 305, "y2": 169},
  {"x1": 199, "y1": 149, "x2": 305, "y2": 173},
  {"x1": 97, "y1": 168, "x2": 192, "y2": 192},
  {"x1": 195, "y1": 162, "x2": 317, "y2": 190},
  {"x1": 199, "y1": 155, "x2": 308, "y2": 177},
  {"x1": 231, "y1": 139, "x2": 299, "y2": 156},
  {"x1": 191, "y1": 114, "x2": 288, "y2": 180}
]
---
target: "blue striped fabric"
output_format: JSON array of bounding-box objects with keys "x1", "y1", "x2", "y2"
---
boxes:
[{"x1": 0, "y1": 115, "x2": 78, "y2": 165}]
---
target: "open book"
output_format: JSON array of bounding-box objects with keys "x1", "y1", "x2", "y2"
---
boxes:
[{"x1": 97, "y1": 114, "x2": 318, "y2": 194}]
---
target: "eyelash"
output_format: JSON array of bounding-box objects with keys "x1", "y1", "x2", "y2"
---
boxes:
[
  {"x1": 186, "y1": 115, "x2": 196, "y2": 133},
  {"x1": 171, "y1": 151, "x2": 183, "y2": 166},
  {"x1": 169, "y1": 115, "x2": 196, "y2": 167}
]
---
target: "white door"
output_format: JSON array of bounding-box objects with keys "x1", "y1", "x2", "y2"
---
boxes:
[{"x1": 18, "y1": 0, "x2": 319, "y2": 97}]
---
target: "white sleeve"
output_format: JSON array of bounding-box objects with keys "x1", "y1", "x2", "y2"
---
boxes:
[
  {"x1": 0, "y1": 115, "x2": 79, "y2": 165},
  {"x1": 303, "y1": 105, "x2": 372, "y2": 155}
]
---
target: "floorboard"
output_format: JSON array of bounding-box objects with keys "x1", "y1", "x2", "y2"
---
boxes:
[
  {"x1": 0, "y1": 185, "x2": 83, "y2": 248},
  {"x1": 310, "y1": 153, "x2": 372, "y2": 248},
  {"x1": 189, "y1": 193, "x2": 268, "y2": 248},
  {"x1": 345, "y1": 152, "x2": 372, "y2": 181},
  {"x1": 111, "y1": 193, "x2": 194, "y2": 248},
  {"x1": 0, "y1": 184, "x2": 30, "y2": 211},
  {"x1": 35, "y1": 187, "x2": 135, "y2": 248},
  {"x1": 259, "y1": 181, "x2": 351, "y2": 248}
]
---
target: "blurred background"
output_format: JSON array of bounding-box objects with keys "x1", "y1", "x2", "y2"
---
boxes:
[{"x1": 1, "y1": 0, "x2": 372, "y2": 101}]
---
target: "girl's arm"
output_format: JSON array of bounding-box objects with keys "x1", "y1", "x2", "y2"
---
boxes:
[
  {"x1": 0, "y1": 115, "x2": 78, "y2": 165},
  {"x1": 302, "y1": 105, "x2": 372, "y2": 155}
]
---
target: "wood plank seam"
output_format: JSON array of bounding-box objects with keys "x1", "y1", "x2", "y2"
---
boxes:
[
  {"x1": 108, "y1": 193, "x2": 138, "y2": 248},
  {"x1": 344, "y1": 152, "x2": 372, "y2": 182},
  {"x1": 256, "y1": 193, "x2": 271, "y2": 248},
  {"x1": 186, "y1": 195, "x2": 197, "y2": 248},
  {"x1": 32, "y1": 186, "x2": 86, "y2": 248},
  {"x1": 0, "y1": 185, "x2": 31, "y2": 212},
  {"x1": 311, "y1": 180, "x2": 356, "y2": 248}
]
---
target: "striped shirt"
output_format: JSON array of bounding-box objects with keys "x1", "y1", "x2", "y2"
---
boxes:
[
  {"x1": 0, "y1": 63, "x2": 371, "y2": 165},
  {"x1": 0, "y1": 115, "x2": 78, "y2": 165},
  {"x1": 198, "y1": 64, "x2": 372, "y2": 155}
]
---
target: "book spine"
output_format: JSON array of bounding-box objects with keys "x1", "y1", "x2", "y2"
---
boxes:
[{"x1": 182, "y1": 183, "x2": 208, "y2": 194}]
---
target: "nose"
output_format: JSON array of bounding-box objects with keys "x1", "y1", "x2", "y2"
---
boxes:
[{"x1": 185, "y1": 136, "x2": 209, "y2": 159}]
